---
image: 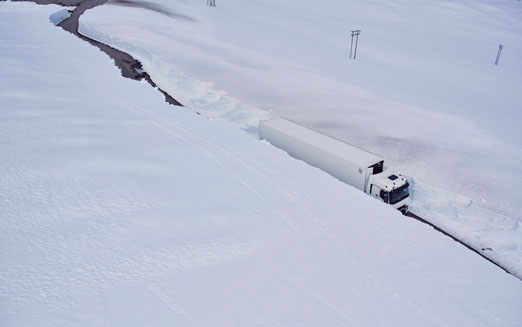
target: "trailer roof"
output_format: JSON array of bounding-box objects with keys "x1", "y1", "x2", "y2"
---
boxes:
[{"x1": 261, "y1": 117, "x2": 384, "y2": 167}]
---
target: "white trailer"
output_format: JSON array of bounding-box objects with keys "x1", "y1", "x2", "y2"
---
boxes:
[{"x1": 260, "y1": 117, "x2": 410, "y2": 213}]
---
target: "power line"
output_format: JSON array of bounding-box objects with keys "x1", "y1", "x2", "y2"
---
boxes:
[
  {"x1": 350, "y1": 30, "x2": 361, "y2": 60},
  {"x1": 495, "y1": 44, "x2": 503, "y2": 66}
]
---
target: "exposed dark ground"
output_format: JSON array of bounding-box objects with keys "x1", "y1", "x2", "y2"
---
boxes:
[
  {"x1": 11, "y1": 0, "x2": 182, "y2": 106},
  {"x1": 405, "y1": 211, "x2": 512, "y2": 276}
]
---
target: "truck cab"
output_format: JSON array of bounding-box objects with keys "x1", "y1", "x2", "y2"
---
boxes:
[{"x1": 367, "y1": 172, "x2": 410, "y2": 214}]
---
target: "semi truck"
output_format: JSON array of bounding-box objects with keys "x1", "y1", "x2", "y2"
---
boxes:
[{"x1": 259, "y1": 117, "x2": 410, "y2": 213}]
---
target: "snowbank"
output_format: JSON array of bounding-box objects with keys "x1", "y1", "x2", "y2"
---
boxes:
[
  {"x1": 411, "y1": 181, "x2": 522, "y2": 279},
  {"x1": 79, "y1": 23, "x2": 274, "y2": 132}
]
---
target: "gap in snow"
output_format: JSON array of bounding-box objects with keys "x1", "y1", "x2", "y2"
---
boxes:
[{"x1": 38, "y1": 0, "x2": 184, "y2": 107}]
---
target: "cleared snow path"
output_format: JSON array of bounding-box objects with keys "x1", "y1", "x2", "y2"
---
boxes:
[{"x1": 2, "y1": 2, "x2": 522, "y2": 326}]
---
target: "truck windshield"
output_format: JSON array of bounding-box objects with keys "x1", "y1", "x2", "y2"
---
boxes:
[{"x1": 389, "y1": 181, "x2": 409, "y2": 204}]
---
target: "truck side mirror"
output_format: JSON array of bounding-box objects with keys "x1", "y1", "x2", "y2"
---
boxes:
[{"x1": 380, "y1": 190, "x2": 389, "y2": 203}]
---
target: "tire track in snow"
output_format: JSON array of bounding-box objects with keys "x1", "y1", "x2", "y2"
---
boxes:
[{"x1": 167, "y1": 124, "x2": 386, "y2": 326}]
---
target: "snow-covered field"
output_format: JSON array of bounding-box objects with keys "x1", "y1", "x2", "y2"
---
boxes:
[
  {"x1": 79, "y1": 0, "x2": 522, "y2": 276},
  {"x1": 2, "y1": 2, "x2": 522, "y2": 326}
]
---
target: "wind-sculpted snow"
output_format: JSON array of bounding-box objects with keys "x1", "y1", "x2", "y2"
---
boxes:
[{"x1": 79, "y1": 23, "x2": 275, "y2": 132}]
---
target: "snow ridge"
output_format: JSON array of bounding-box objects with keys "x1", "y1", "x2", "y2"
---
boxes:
[{"x1": 79, "y1": 23, "x2": 275, "y2": 132}]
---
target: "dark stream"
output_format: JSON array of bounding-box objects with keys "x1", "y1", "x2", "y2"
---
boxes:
[{"x1": 17, "y1": 0, "x2": 182, "y2": 106}]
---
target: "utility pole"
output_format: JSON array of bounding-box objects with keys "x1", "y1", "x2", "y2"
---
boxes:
[
  {"x1": 350, "y1": 30, "x2": 361, "y2": 60},
  {"x1": 495, "y1": 44, "x2": 503, "y2": 66}
]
